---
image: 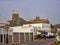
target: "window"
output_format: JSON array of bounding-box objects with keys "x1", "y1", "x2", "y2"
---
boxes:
[
  {"x1": 13, "y1": 33, "x2": 19, "y2": 43},
  {"x1": 20, "y1": 33, "x2": 24, "y2": 43},
  {"x1": 30, "y1": 33, "x2": 33, "y2": 41},
  {"x1": 0, "y1": 34, "x2": 3, "y2": 43},
  {"x1": 25, "y1": 33, "x2": 29, "y2": 42}
]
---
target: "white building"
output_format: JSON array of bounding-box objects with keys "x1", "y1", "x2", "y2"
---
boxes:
[
  {"x1": 0, "y1": 21, "x2": 9, "y2": 44},
  {"x1": 0, "y1": 16, "x2": 52, "y2": 44},
  {"x1": 23, "y1": 23, "x2": 51, "y2": 35},
  {"x1": 8, "y1": 26, "x2": 34, "y2": 44},
  {"x1": 0, "y1": 26, "x2": 34, "y2": 44},
  {"x1": 22, "y1": 16, "x2": 51, "y2": 36}
]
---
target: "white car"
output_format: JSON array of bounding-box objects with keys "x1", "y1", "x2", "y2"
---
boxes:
[{"x1": 56, "y1": 32, "x2": 60, "y2": 41}]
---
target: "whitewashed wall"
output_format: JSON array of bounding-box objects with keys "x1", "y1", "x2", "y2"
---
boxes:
[
  {"x1": 23, "y1": 23, "x2": 51, "y2": 32},
  {"x1": 23, "y1": 23, "x2": 42, "y2": 28},
  {"x1": 42, "y1": 23, "x2": 51, "y2": 32},
  {"x1": 9, "y1": 26, "x2": 34, "y2": 33},
  {"x1": 0, "y1": 28, "x2": 7, "y2": 34}
]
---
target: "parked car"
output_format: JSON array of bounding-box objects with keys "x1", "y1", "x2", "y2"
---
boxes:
[
  {"x1": 45, "y1": 33, "x2": 55, "y2": 38},
  {"x1": 56, "y1": 32, "x2": 60, "y2": 41},
  {"x1": 54, "y1": 32, "x2": 60, "y2": 45}
]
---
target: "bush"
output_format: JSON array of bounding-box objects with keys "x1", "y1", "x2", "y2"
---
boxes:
[
  {"x1": 40, "y1": 34, "x2": 45, "y2": 38},
  {"x1": 54, "y1": 41, "x2": 60, "y2": 45}
]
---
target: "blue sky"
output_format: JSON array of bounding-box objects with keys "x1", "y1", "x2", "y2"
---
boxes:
[{"x1": 0, "y1": 0, "x2": 60, "y2": 25}]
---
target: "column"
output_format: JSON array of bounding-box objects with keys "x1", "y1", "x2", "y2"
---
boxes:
[
  {"x1": 29, "y1": 33, "x2": 30, "y2": 42},
  {"x1": 32, "y1": 32, "x2": 34, "y2": 41},
  {"x1": 12, "y1": 34, "x2": 14, "y2": 44},
  {"x1": 19, "y1": 33, "x2": 20, "y2": 43},
  {"x1": 24, "y1": 33, "x2": 26, "y2": 43},
  {"x1": 2, "y1": 29, "x2": 4, "y2": 44},
  {"x1": 3, "y1": 34, "x2": 4, "y2": 44}
]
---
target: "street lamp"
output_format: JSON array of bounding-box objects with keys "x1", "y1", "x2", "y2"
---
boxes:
[
  {"x1": 6, "y1": 25, "x2": 9, "y2": 43},
  {"x1": 5, "y1": 24, "x2": 9, "y2": 43}
]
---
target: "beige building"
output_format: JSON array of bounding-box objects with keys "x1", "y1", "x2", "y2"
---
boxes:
[{"x1": 8, "y1": 12, "x2": 49, "y2": 27}]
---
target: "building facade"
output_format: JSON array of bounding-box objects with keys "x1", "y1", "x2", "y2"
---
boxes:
[
  {"x1": 8, "y1": 12, "x2": 27, "y2": 27},
  {"x1": 0, "y1": 21, "x2": 9, "y2": 44},
  {"x1": 0, "y1": 26, "x2": 34, "y2": 44},
  {"x1": 9, "y1": 26, "x2": 34, "y2": 44},
  {"x1": 8, "y1": 12, "x2": 51, "y2": 36},
  {"x1": 8, "y1": 12, "x2": 49, "y2": 27},
  {"x1": 0, "y1": 12, "x2": 52, "y2": 44}
]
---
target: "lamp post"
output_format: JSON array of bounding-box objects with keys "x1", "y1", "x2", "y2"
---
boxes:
[
  {"x1": 5, "y1": 24, "x2": 9, "y2": 43},
  {"x1": 6, "y1": 25, "x2": 9, "y2": 43}
]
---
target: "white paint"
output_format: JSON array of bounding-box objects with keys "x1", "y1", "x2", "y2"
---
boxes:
[
  {"x1": 8, "y1": 23, "x2": 51, "y2": 37},
  {"x1": 0, "y1": 28, "x2": 7, "y2": 34},
  {"x1": 9, "y1": 26, "x2": 34, "y2": 33},
  {"x1": 0, "y1": 21, "x2": 9, "y2": 26},
  {"x1": 56, "y1": 36, "x2": 60, "y2": 41},
  {"x1": 37, "y1": 32, "x2": 41, "y2": 35},
  {"x1": 23, "y1": 23, "x2": 42, "y2": 28},
  {"x1": 23, "y1": 23, "x2": 51, "y2": 32}
]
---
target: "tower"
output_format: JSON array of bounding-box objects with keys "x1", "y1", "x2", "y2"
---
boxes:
[
  {"x1": 12, "y1": 10, "x2": 19, "y2": 21},
  {"x1": 12, "y1": 10, "x2": 20, "y2": 26},
  {"x1": 35, "y1": 16, "x2": 40, "y2": 20}
]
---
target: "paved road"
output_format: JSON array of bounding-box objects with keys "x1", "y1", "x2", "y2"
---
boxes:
[
  {"x1": 26, "y1": 38, "x2": 55, "y2": 45},
  {"x1": 0, "y1": 38, "x2": 55, "y2": 45}
]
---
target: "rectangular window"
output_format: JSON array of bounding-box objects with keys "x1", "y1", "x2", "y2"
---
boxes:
[
  {"x1": 13, "y1": 33, "x2": 19, "y2": 43},
  {"x1": 25, "y1": 33, "x2": 29, "y2": 42},
  {"x1": 1, "y1": 34, "x2": 3, "y2": 43},
  {"x1": 30, "y1": 33, "x2": 33, "y2": 41},
  {"x1": 20, "y1": 33, "x2": 24, "y2": 43},
  {"x1": 8, "y1": 35, "x2": 12, "y2": 43},
  {"x1": 4, "y1": 34, "x2": 8, "y2": 43}
]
